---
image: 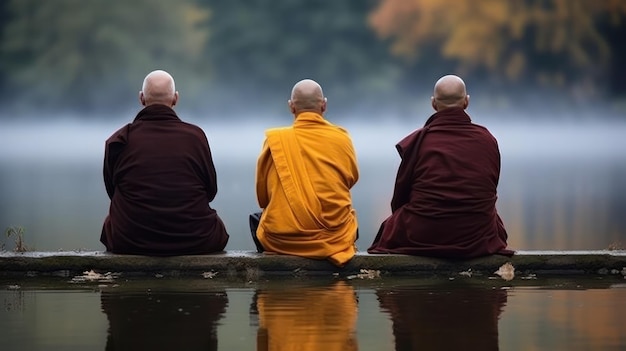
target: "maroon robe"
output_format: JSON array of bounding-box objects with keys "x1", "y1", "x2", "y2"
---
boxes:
[
  {"x1": 368, "y1": 107, "x2": 512, "y2": 257},
  {"x1": 100, "y1": 104, "x2": 229, "y2": 255}
]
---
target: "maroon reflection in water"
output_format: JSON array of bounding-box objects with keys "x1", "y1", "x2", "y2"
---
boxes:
[
  {"x1": 101, "y1": 290, "x2": 227, "y2": 350},
  {"x1": 377, "y1": 284, "x2": 507, "y2": 351}
]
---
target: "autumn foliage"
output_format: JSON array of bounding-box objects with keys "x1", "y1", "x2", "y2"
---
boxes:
[{"x1": 370, "y1": 0, "x2": 626, "y2": 88}]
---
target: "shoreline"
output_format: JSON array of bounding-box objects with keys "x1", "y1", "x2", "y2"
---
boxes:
[{"x1": 1, "y1": 250, "x2": 625, "y2": 278}]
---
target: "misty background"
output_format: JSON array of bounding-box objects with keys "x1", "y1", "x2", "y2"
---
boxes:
[{"x1": 0, "y1": 0, "x2": 625, "y2": 251}]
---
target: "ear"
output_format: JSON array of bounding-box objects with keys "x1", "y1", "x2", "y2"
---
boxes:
[
  {"x1": 431, "y1": 96, "x2": 438, "y2": 111},
  {"x1": 172, "y1": 91, "x2": 179, "y2": 107},
  {"x1": 139, "y1": 91, "x2": 146, "y2": 106},
  {"x1": 288, "y1": 100, "x2": 296, "y2": 114},
  {"x1": 464, "y1": 94, "x2": 470, "y2": 109},
  {"x1": 321, "y1": 97, "x2": 327, "y2": 113}
]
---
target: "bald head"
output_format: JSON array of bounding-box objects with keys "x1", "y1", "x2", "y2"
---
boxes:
[
  {"x1": 431, "y1": 75, "x2": 469, "y2": 111},
  {"x1": 139, "y1": 70, "x2": 178, "y2": 107},
  {"x1": 288, "y1": 79, "x2": 327, "y2": 115}
]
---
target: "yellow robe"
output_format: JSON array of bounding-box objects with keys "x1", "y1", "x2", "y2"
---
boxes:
[
  {"x1": 255, "y1": 281, "x2": 358, "y2": 351},
  {"x1": 256, "y1": 112, "x2": 359, "y2": 266}
]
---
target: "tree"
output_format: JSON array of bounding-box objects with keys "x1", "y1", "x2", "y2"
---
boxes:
[
  {"x1": 198, "y1": 0, "x2": 400, "y2": 116},
  {"x1": 369, "y1": 0, "x2": 626, "y2": 96},
  {"x1": 0, "y1": 0, "x2": 210, "y2": 113},
  {"x1": 0, "y1": 0, "x2": 10, "y2": 94}
]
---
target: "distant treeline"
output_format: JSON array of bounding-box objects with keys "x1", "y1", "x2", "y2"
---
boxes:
[{"x1": 0, "y1": 0, "x2": 624, "y2": 118}]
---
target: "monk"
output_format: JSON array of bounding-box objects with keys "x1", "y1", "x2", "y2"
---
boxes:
[
  {"x1": 100, "y1": 70, "x2": 229, "y2": 255},
  {"x1": 368, "y1": 75, "x2": 512, "y2": 257},
  {"x1": 251, "y1": 79, "x2": 359, "y2": 266}
]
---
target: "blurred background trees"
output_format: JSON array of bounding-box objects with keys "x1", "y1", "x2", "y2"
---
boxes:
[
  {"x1": 370, "y1": 0, "x2": 626, "y2": 101},
  {"x1": 199, "y1": 0, "x2": 400, "y2": 115},
  {"x1": 0, "y1": 0, "x2": 209, "y2": 112},
  {"x1": 0, "y1": 0, "x2": 624, "y2": 118}
]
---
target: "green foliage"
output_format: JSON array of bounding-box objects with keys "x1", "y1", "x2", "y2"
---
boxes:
[
  {"x1": 199, "y1": 0, "x2": 401, "y2": 114},
  {"x1": 0, "y1": 0, "x2": 210, "y2": 113}
]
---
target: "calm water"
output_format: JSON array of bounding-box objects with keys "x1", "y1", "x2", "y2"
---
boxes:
[
  {"x1": 1, "y1": 277, "x2": 625, "y2": 350},
  {"x1": 0, "y1": 118, "x2": 625, "y2": 251}
]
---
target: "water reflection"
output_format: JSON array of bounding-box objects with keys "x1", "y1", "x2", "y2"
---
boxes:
[
  {"x1": 1, "y1": 278, "x2": 625, "y2": 350},
  {"x1": 250, "y1": 281, "x2": 358, "y2": 351},
  {"x1": 501, "y1": 282, "x2": 626, "y2": 350},
  {"x1": 377, "y1": 283, "x2": 507, "y2": 350},
  {"x1": 100, "y1": 289, "x2": 228, "y2": 350}
]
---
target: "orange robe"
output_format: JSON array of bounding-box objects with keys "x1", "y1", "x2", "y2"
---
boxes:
[{"x1": 255, "y1": 112, "x2": 359, "y2": 266}]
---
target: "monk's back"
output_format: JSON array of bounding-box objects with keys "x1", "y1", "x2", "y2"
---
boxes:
[
  {"x1": 293, "y1": 117, "x2": 357, "y2": 224},
  {"x1": 114, "y1": 119, "x2": 212, "y2": 216},
  {"x1": 367, "y1": 77, "x2": 510, "y2": 257},
  {"x1": 102, "y1": 103, "x2": 229, "y2": 256},
  {"x1": 253, "y1": 80, "x2": 360, "y2": 267},
  {"x1": 411, "y1": 119, "x2": 501, "y2": 217}
]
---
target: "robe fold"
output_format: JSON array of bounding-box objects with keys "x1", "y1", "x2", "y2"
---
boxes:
[
  {"x1": 100, "y1": 104, "x2": 229, "y2": 255},
  {"x1": 368, "y1": 107, "x2": 512, "y2": 257},
  {"x1": 256, "y1": 112, "x2": 359, "y2": 266}
]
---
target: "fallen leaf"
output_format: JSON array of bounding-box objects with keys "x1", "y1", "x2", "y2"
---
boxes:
[
  {"x1": 494, "y1": 262, "x2": 515, "y2": 281},
  {"x1": 202, "y1": 271, "x2": 218, "y2": 279},
  {"x1": 459, "y1": 269, "x2": 472, "y2": 277},
  {"x1": 71, "y1": 270, "x2": 118, "y2": 283},
  {"x1": 347, "y1": 269, "x2": 381, "y2": 280}
]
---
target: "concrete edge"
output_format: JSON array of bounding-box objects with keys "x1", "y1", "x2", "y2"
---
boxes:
[{"x1": 1, "y1": 250, "x2": 625, "y2": 278}]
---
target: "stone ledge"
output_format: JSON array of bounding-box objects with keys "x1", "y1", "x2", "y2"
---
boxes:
[{"x1": 1, "y1": 250, "x2": 625, "y2": 277}]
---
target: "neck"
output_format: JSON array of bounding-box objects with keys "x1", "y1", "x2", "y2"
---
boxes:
[
  {"x1": 294, "y1": 109, "x2": 322, "y2": 116},
  {"x1": 145, "y1": 102, "x2": 173, "y2": 108}
]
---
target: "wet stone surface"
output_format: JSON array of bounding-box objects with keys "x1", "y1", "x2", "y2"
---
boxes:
[{"x1": 0, "y1": 250, "x2": 625, "y2": 278}]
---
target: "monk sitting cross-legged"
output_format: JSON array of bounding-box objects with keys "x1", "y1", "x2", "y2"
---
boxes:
[
  {"x1": 100, "y1": 70, "x2": 229, "y2": 255},
  {"x1": 368, "y1": 75, "x2": 513, "y2": 258},
  {"x1": 250, "y1": 79, "x2": 360, "y2": 267}
]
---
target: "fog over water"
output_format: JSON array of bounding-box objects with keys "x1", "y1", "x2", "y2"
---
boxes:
[{"x1": 1, "y1": 112, "x2": 625, "y2": 252}]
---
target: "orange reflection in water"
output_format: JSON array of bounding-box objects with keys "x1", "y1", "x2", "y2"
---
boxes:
[{"x1": 252, "y1": 281, "x2": 358, "y2": 351}]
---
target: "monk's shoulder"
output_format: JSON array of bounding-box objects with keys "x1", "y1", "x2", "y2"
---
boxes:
[
  {"x1": 396, "y1": 128, "x2": 422, "y2": 151},
  {"x1": 469, "y1": 122, "x2": 499, "y2": 141},
  {"x1": 176, "y1": 120, "x2": 210, "y2": 140},
  {"x1": 105, "y1": 123, "x2": 131, "y2": 145},
  {"x1": 322, "y1": 121, "x2": 354, "y2": 140},
  {"x1": 264, "y1": 126, "x2": 292, "y2": 138}
]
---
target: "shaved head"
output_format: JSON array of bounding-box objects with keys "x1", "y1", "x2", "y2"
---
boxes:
[
  {"x1": 431, "y1": 75, "x2": 469, "y2": 111},
  {"x1": 139, "y1": 70, "x2": 178, "y2": 107},
  {"x1": 289, "y1": 79, "x2": 326, "y2": 115}
]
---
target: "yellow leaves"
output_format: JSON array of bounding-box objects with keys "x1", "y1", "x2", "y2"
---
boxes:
[
  {"x1": 181, "y1": 2, "x2": 211, "y2": 58},
  {"x1": 369, "y1": 0, "x2": 626, "y2": 83}
]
